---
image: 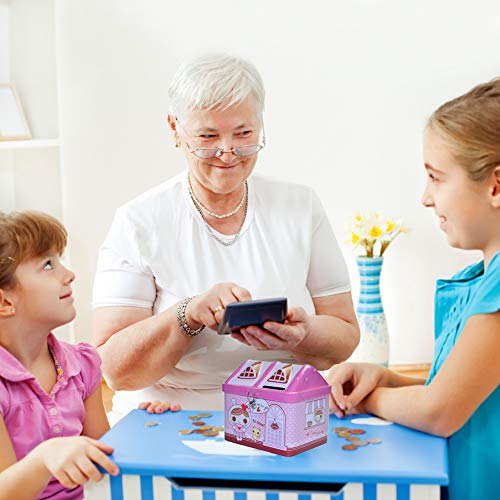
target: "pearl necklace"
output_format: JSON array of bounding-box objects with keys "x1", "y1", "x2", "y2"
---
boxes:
[
  {"x1": 188, "y1": 175, "x2": 248, "y2": 219},
  {"x1": 188, "y1": 180, "x2": 249, "y2": 247}
]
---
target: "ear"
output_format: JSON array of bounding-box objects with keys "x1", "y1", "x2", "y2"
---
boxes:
[
  {"x1": 490, "y1": 165, "x2": 500, "y2": 208},
  {"x1": 167, "y1": 115, "x2": 181, "y2": 147},
  {"x1": 167, "y1": 114, "x2": 177, "y2": 132},
  {"x1": 0, "y1": 289, "x2": 16, "y2": 319}
]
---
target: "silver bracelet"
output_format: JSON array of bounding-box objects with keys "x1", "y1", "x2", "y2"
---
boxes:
[{"x1": 177, "y1": 297, "x2": 205, "y2": 337}]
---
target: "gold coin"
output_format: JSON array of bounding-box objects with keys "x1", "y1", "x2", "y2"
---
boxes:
[
  {"x1": 178, "y1": 429, "x2": 193, "y2": 435},
  {"x1": 197, "y1": 413, "x2": 213, "y2": 418},
  {"x1": 213, "y1": 426, "x2": 225, "y2": 432},
  {"x1": 188, "y1": 416, "x2": 201, "y2": 421},
  {"x1": 336, "y1": 431, "x2": 351, "y2": 438},
  {"x1": 346, "y1": 436, "x2": 361, "y2": 442},
  {"x1": 356, "y1": 440, "x2": 369, "y2": 446},
  {"x1": 144, "y1": 421, "x2": 159, "y2": 427},
  {"x1": 202, "y1": 430, "x2": 219, "y2": 436},
  {"x1": 193, "y1": 429, "x2": 205, "y2": 433},
  {"x1": 349, "y1": 429, "x2": 366, "y2": 435},
  {"x1": 333, "y1": 427, "x2": 349, "y2": 432},
  {"x1": 342, "y1": 444, "x2": 358, "y2": 451},
  {"x1": 192, "y1": 421, "x2": 206, "y2": 426},
  {"x1": 367, "y1": 438, "x2": 382, "y2": 444},
  {"x1": 198, "y1": 425, "x2": 213, "y2": 431}
]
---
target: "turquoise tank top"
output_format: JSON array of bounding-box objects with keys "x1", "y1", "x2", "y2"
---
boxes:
[{"x1": 427, "y1": 252, "x2": 500, "y2": 500}]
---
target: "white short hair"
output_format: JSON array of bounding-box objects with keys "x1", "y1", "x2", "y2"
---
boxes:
[{"x1": 168, "y1": 54, "x2": 265, "y2": 120}]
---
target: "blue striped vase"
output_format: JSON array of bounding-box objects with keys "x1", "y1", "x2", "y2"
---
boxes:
[{"x1": 352, "y1": 256, "x2": 389, "y2": 366}]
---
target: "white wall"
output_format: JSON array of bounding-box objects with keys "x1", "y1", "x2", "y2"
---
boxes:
[
  {"x1": 56, "y1": 0, "x2": 499, "y2": 363},
  {"x1": 0, "y1": 6, "x2": 9, "y2": 82},
  {"x1": 9, "y1": 0, "x2": 58, "y2": 139}
]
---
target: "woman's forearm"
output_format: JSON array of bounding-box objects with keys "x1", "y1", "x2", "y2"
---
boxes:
[
  {"x1": 291, "y1": 315, "x2": 359, "y2": 369},
  {"x1": 98, "y1": 305, "x2": 194, "y2": 391}
]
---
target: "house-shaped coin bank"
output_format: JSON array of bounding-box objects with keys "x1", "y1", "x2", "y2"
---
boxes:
[{"x1": 222, "y1": 360, "x2": 330, "y2": 456}]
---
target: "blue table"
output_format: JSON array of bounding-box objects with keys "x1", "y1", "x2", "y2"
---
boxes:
[{"x1": 100, "y1": 409, "x2": 448, "y2": 500}]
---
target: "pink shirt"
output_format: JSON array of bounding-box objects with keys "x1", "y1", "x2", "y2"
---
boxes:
[{"x1": 0, "y1": 333, "x2": 102, "y2": 500}]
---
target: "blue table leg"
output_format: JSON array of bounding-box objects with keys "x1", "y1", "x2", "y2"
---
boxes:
[
  {"x1": 298, "y1": 495, "x2": 311, "y2": 500},
  {"x1": 171, "y1": 482, "x2": 185, "y2": 500},
  {"x1": 140, "y1": 476, "x2": 154, "y2": 500},
  {"x1": 266, "y1": 493, "x2": 279, "y2": 500},
  {"x1": 203, "y1": 491, "x2": 216, "y2": 500},
  {"x1": 330, "y1": 492, "x2": 344, "y2": 499},
  {"x1": 234, "y1": 492, "x2": 247, "y2": 500},
  {"x1": 109, "y1": 474, "x2": 124, "y2": 500},
  {"x1": 362, "y1": 483, "x2": 377, "y2": 500},
  {"x1": 396, "y1": 485, "x2": 410, "y2": 500}
]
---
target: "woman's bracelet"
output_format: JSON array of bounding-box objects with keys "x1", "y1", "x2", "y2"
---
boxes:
[{"x1": 177, "y1": 297, "x2": 205, "y2": 337}]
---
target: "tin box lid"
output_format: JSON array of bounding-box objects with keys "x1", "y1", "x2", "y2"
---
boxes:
[{"x1": 223, "y1": 359, "x2": 330, "y2": 396}]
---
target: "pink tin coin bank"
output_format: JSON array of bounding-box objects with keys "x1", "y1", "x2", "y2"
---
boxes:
[{"x1": 222, "y1": 360, "x2": 331, "y2": 456}]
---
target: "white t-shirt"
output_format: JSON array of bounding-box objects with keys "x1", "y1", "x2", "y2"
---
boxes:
[{"x1": 93, "y1": 172, "x2": 350, "y2": 415}]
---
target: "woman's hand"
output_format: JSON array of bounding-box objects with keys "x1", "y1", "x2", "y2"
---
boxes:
[
  {"x1": 327, "y1": 362, "x2": 387, "y2": 417},
  {"x1": 138, "y1": 401, "x2": 182, "y2": 414},
  {"x1": 185, "y1": 282, "x2": 252, "y2": 331},
  {"x1": 231, "y1": 307, "x2": 311, "y2": 351},
  {"x1": 34, "y1": 436, "x2": 119, "y2": 490}
]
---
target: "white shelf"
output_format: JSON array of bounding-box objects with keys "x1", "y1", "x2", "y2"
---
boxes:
[{"x1": 0, "y1": 138, "x2": 59, "y2": 150}]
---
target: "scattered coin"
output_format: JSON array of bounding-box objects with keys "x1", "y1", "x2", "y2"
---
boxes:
[
  {"x1": 333, "y1": 426, "x2": 382, "y2": 451},
  {"x1": 349, "y1": 429, "x2": 366, "y2": 435},
  {"x1": 144, "y1": 421, "x2": 159, "y2": 427},
  {"x1": 203, "y1": 430, "x2": 219, "y2": 436},
  {"x1": 342, "y1": 444, "x2": 358, "y2": 451},
  {"x1": 180, "y1": 412, "x2": 220, "y2": 438},
  {"x1": 337, "y1": 431, "x2": 351, "y2": 438}
]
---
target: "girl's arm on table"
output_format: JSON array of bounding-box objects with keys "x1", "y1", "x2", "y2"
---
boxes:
[
  {"x1": 0, "y1": 386, "x2": 119, "y2": 499},
  {"x1": 0, "y1": 414, "x2": 51, "y2": 500},
  {"x1": 364, "y1": 311, "x2": 500, "y2": 437}
]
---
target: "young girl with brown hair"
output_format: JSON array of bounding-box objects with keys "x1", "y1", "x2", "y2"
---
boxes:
[{"x1": 0, "y1": 211, "x2": 178, "y2": 499}]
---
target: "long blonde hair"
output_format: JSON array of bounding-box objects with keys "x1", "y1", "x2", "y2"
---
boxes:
[{"x1": 427, "y1": 78, "x2": 500, "y2": 182}]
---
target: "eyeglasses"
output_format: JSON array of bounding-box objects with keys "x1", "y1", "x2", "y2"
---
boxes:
[{"x1": 175, "y1": 119, "x2": 266, "y2": 159}]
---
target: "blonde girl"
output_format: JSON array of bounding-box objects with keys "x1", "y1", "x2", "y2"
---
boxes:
[{"x1": 328, "y1": 79, "x2": 500, "y2": 500}]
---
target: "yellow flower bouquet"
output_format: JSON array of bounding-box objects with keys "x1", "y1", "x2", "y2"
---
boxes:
[{"x1": 349, "y1": 212, "x2": 409, "y2": 258}]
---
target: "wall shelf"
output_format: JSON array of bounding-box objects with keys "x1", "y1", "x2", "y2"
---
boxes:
[{"x1": 0, "y1": 138, "x2": 59, "y2": 150}]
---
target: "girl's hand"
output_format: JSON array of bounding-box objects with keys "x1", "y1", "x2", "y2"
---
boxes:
[
  {"x1": 231, "y1": 307, "x2": 311, "y2": 351},
  {"x1": 34, "y1": 436, "x2": 119, "y2": 490},
  {"x1": 185, "y1": 282, "x2": 252, "y2": 331},
  {"x1": 327, "y1": 362, "x2": 386, "y2": 417},
  {"x1": 138, "y1": 401, "x2": 182, "y2": 414}
]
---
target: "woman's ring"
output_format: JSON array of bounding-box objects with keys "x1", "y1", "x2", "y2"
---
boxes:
[{"x1": 211, "y1": 305, "x2": 224, "y2": 313}]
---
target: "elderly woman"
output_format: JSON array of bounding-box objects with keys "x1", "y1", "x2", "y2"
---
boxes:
[{"x1": 92, "y1": 54, "x2": 359, "y2": 419}]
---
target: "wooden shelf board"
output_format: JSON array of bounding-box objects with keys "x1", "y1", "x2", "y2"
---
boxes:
[{"x1": 0, "y1": 139, "x2": 59, "y2": 150}]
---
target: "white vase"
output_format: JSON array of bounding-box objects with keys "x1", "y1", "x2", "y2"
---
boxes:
[{"x1": 350, "y1": 256, "x2": 389, "y2": 367}]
